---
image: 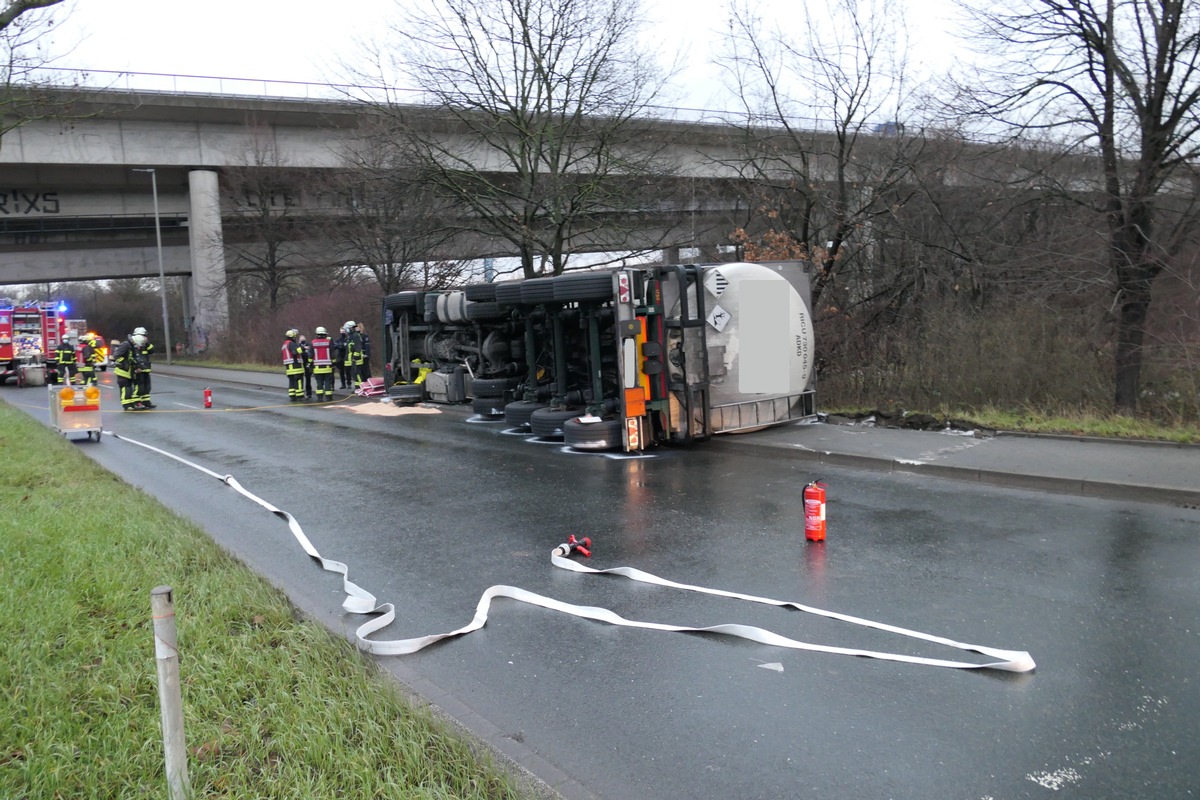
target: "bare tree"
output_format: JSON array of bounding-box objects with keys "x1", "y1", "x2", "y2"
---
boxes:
[
  {"x1": 0, "y1": 0, "x2": 69, "y2": 149},
  {"x1": 717, "y1": 0, "x2": 926, "y2": 309},
  {"x1": 326, "y1": 122, "x2": 469, "y2": 294},
  {"x1": 0, "y1": 0, "x2": 61, "y2": 29},
  {"x1": 352, "y1": 0, "x2": 675, "y2": 278},
  {"x1": 220, "y1": 134, "x2": 321, "y2": 311},
  {"x1": 952, "y1": 0, "x2": 1200, "y2": 412}
]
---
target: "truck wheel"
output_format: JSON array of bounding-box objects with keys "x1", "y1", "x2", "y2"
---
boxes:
[
  {"x1": 495, "y1": 281, "x2": 524, "y2": 307},
  {"x1": 504, "y1": 399, "x2": 547, "y2": 428},
  {"x1": 530, "y1": 407, "x2": 579, "y2": 438},
  {"x1": 385, "y1": 291, "x2": 424, "y2": 313},
  {"x1": 564, "y1": 417, "x2": 623, "y2": 451},
  {"x1": 519, "y1": 277, "x2": 558, "y2": 304},
  {"x1": 424, "y1": 293, "x2": 441, "y2": 322},
  {"x1": 553, "y1": 272, "x2": 615, "y2": 302},
  {"x1": 465, "y1": 301, "x2": 504, "y2": 321},
  {"x1": 472, "y1": 395, "x2": 506, "y2": 417},
  {"x1": 389, "y1": 384, "x2": 425, "y2": 403},
  {"x1": 470, "y1": 377, "x2": 511, "y2": 398},
  {"x1": 464, "y1": 283, "x2": 498, "y2": 302}
]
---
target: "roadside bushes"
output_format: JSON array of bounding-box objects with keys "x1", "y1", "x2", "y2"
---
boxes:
[{"x1": 819, "y1": 297, "x2": 1113, "y2": 414}]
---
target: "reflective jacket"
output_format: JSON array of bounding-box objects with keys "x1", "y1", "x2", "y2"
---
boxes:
[
  {"x1": 282, "y1": 339, "x2": 303, "y2": 373},
  {"x1": 77, "y1": 342, "x2": 97, "y2": 371},
  {"x1": 310, "y1": 336, "x2": 333, "y2": 369},
  {"x1": 113, "y1": 340, "x2": 136, "y2": 379},
  {"x1": 55, "y1": 343, "x2": 74, "y2": 366},
  {"x1": 343, "y1": 331, "x2": 362, "y2": 366},
  {"x1": 139, "y1": 341, "x2": 154, "y2": 371}
]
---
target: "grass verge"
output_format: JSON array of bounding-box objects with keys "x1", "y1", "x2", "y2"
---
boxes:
[
  {"x1": 948, "y1": 404, "x2": 1200, "y2": 444},
  {"x1": 0, "y1": 401, "x2": 531, "y2": 799}
]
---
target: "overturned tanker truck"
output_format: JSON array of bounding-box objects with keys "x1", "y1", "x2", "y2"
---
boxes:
[{"x1": 380, "y1": 261, "x2": 817, "y2": 452}]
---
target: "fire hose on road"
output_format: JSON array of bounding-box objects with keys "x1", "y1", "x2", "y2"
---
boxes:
[{"x1": 104, "y1": 429, "x2": 1035, "y2": 673}]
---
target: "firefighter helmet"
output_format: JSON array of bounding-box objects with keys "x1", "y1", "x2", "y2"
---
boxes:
[
  {"x1": 315, "y1": 326, "x2": 327, "y2": 335},
  {"x1": 344, "y1": 320, "x2": 355, "y2": 332},
  {"x1": 286, "y1": 328, "x2": 299, "y2": 339},
  {"x1": 131, "y1": 334, "x2": 147, "y2": 347},
  {"x1": 133, "y1": 327, "x2": 148, "y2": 336}
]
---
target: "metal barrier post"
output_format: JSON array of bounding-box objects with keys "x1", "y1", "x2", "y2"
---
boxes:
[{"x1": 151, "y1": 586, "x2": 190, "y2": 799}]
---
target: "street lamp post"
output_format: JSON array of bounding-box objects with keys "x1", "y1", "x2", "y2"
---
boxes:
[{"x1": 132, "y1": 168, "x2": 173, "y2": 365}]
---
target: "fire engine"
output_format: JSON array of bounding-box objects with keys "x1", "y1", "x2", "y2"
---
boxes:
[
  {"x1": 381, "y1": 261, "x2": 817, "y2": 452},
  {"x1": 0, "y1": 300, "x2": 68, "y2": 386}
]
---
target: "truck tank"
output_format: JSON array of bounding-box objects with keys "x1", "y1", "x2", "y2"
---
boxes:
[{"x1": 668, "y1": 262, "x2": 816, "y2": 434}]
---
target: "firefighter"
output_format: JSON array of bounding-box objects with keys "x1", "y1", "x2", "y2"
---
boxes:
[
  {"x1": 55, "y1": 333, "x2": 77, "y2": 384},
  {"x1": 282, "y1": 328, "x2": 305, "y2": 401},
  {"x1": 132, "y1": 326, "x2": 156, "y2": 408},
  {"x1": 309, "y1": 326, "x2": 334, "y2": 401},
  {"x1": 297, "y1": 333, "x2": 313, "y2": 398},
  {"x1": 333, "y1": 326, "x2": 350, "y2": 389},
  {"x1": 356, "y1": 322, "x2": 372, "y2": 381},
  {"x1": 112, "y1": 332, "x2": 144, "y2": 411},
  {"x1": 76, "y1": 334, "x2": 98, "y2": 386},
  {"x1": 342, "y1": 320, "x2": 363, "y2": 390}
]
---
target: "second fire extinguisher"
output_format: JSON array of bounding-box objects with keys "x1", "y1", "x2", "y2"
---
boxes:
[
  {"x1": 804, "y1": 480, "x2": 827, "y2": 541},
  {"x1": 203, "y1": 387, "x2": 212, "y2": 408}
]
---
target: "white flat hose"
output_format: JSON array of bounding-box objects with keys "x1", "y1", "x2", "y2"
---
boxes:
[{"x1": 105, "y1": 431, "x2": 1035, "y2": 673}]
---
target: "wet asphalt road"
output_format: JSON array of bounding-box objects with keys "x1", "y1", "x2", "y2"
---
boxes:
[{"x1": 12, "y1": 373, "x2": 1200, "y2": 799}]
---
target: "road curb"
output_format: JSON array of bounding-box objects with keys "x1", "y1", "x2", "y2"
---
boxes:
[
  {"x1": 995, "y1": 429, "x2": 1200, "y2": 450},
  {"x1": 710, "y1": 439, "x2": 1200, "y2": 509}
]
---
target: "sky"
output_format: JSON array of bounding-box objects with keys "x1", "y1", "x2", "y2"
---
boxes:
[{"x1": 38, "y1": 0, "x2": 965, "y2": 116}]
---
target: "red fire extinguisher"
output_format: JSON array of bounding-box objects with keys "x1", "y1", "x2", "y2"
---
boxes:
[
  {"x1": 804, "y1": 481, "x2": 827, "y2": 541},
  {"x1": 203, "y1": 387, "x2": 212, "y2": 408}
]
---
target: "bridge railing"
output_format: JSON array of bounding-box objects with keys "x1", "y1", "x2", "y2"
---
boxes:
[{"x1": 25, "y1": 67, "x2": 829, "y2": 130}]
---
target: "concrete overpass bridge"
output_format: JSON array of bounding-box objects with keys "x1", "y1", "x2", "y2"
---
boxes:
[{"x1": 0, "y1": 85, "x2": 765, "y2": 339}]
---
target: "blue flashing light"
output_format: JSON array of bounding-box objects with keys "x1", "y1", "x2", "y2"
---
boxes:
[{"x1": 57, "y1": 302, "x2": 68, "y2": 313}]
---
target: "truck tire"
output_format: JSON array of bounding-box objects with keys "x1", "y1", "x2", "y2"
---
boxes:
[
  {"x1": 529, "y1": 407, "x2": 579, "y2": 438},
  {"x1": 504, "y1": 399, "x2": 547, "y2": 428},
  {"x1": 389, "y1": 383, "x2": 425, "y2": 403},
  {"x1": 385, "y1": 291, "x2": 424, "y2": 313},
  {"x1": 553, "y1": 272, "x2": 615, "y2": 302},
  {"x1": 563, "y1": 417, "x2": 623, "y2": 451},
  {"x1": 495, "y1": 281, "x2": 524, "y2": 307},
  {"x1": 469, "y1": 377, "x2": 510, "y2": 398},
  {"x1": 465, "y1": 301, "x2": 504, "y2": 321},
  {"x1": 424, "y1": 293, "x2": 441, "y2": 322},
  {"x1": 519, "y1": 277, "x2": 558, "y2": 304},
  {"x1": 472, "y1": 395, "x2": 507, "y2": 417},
  {"x1": 464, "y1": 283, "x2": 497, "y2": 302}
]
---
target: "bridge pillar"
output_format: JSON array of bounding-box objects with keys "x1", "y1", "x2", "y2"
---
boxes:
[
  {"x1": 187, "y1": 169, "x2": 229, "y2": 350},
  {"x1": 180, "y1": 276, "x2": 195, "y2": 353}
]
